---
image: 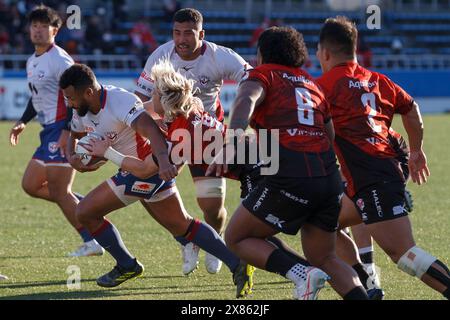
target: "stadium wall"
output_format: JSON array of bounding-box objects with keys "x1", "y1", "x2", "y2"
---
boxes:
[{"x1": 1, "y1": 71, "x2": 449, "y2": 119}]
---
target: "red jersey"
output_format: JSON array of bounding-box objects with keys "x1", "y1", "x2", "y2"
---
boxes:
[
  {"x1": 167, "y1": 108, "x2": 225, "y2": 169},
  {"x1": 316, "y1": 62, "x2": 414, "y2": 196},
  {"x1": 245, "y1": 63, "x2": 338, "y2": 177},
  {"x1": 316, "y1": 62, "x2": 413, "y2": 157}
]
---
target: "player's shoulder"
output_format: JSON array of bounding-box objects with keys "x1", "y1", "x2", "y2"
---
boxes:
[
  {"x1": 204, "y1": 41, "x2": 243, "y2": 59},
  {"x1": 49, "y1": 45, "x2": 74, "y2": 62},
  {"x1": 105, "y1": 85, "x2": 142, "y2": 106}
]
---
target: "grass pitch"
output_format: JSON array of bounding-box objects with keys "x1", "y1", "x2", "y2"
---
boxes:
[{"x1": 0, "y1": 115, "x2": 448, "y2": 300}]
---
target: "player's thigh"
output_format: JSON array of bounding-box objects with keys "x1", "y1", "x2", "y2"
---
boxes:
[
  {"x1": 338, "y1": 193, "x2": 362, "y2": 228},
  {"x1": 141, "y1": 189, "x2": 192, "y2": 235},
  {"x1": 77, "y1": 181, "x2": 126, "y2": 221},
  {"x1": 225, "y1": 204, "x2": 278, "y2": 247},
  {"x1": 301, "y1": 223, "x2": 337, "y2": 267},
  {"x1": 22, "y1": 159, "x2": 48, "y2": 191},
  {"x1": 365, "y1": 216, "x2": 415, "y2": 263},
  {"x1": 46, "y1": 165, "x2": 75, "y2": 193}
]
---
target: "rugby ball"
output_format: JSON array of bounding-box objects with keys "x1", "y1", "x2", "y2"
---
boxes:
[{"x1": 75, "y1": 133, "x2": 107, "y2": 166}]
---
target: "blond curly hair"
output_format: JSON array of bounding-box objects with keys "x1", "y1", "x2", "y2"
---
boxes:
[{"x1": 150, "y1": 59, "x2": 202, "y2": 122}]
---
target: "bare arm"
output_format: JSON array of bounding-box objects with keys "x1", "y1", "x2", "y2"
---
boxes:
[
  {"x1": 135, "y1": 91, "x2": 151, "y2": 103},
  {"x1": 401, "y1": 102, "x2": 430, "y2": 185},
  {"x1": 131, "y1": 112, "x2": 178, "y2": 181}
]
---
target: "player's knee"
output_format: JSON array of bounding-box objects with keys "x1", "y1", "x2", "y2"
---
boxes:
[
  {"x1": 224, "y1": 228, "x2": 239, "y2": 252},
  {"x1": 75, "y1": 201, "x2": 92, "y2": 225},
  {"x1": 397, "y1": 246, "x2": 436, "y2": 278},
  {"x1": 309, "y1": 253, "x2": 337, "y2": 270},
  {"x1": 21, "y1": 178, "x2": 37, "y2": 197}
]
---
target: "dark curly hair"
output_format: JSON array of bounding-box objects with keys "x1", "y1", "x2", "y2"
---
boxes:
[
  {"x1": 28, "y1": 4, "x2": 62, "y2": 28},
  {"x1": 59, "y1": 64, "x2": 96, "y2": 91},
  {"x1": 319, "y1": 16, "x2": 358, "y2": 57},
  {"x1": 257, "y1": 26, "x2": 308, "y2": 67},
  {"x1": 173, "y1": 8, "x2": 203, "y2": 27}
]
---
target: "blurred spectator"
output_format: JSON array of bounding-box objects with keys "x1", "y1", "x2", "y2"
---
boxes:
[
  {"x1": 391, "y1": 37, "x2": 403, "y2": 54},
  {"x1": 0, "y1": 24, "x2": 10, "y2": 54},
  {"x1": 163, "y1": 0, "x2": 181, "y2": 22},
  {"x1": 357, "y1": 37, "x2": 372, "y2": 68},
  {"x1": 130, "y1": 17, "x2": 158, "y2": 56},
  {"x1": 85, "y1": 16, "x2": 105, "y2": 54},
  {"x1": 249, "y1": 18, "x2": 270, "y2": 47}
]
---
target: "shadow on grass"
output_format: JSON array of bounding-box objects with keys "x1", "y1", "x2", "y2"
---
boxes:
[{"x1": 0, "y1": 290, "x2": 119, "y2": 300}]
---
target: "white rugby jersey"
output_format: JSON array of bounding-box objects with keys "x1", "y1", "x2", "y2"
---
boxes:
[
  {"x1": 136, "y1": 40, "x2": 249, "y2": 118},
  {"x1": 26, "y1": 44, "x2": 74, "y2": 125},
  {"x1": 71, "y1": 85, "x2": 152, "y2": 160}
]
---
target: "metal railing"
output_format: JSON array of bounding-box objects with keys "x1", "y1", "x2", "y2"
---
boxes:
[{"x1": 1, "y1": 54, "x2": 450, "y2": 74}]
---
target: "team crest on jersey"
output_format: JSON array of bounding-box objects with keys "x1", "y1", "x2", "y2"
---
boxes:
[
  {"x1": 38, "y1": 70, "x2": 45, "y2": 80},
  {"x1": 120, "y1": 170, "x2": 130, "y2": 177},
  {"x1": 131, "y1": 181, "x2": 156, "y2": 194},
  {"x1": 356, "y1": 198, "x2": 365, "y2": 211},
  {"x1": 105, "y1": 131, "x2": 118, "y2": 140},
  {"x1": 199, "y1": 75, "x2": 210, "y2": 86},
  {"x1": 48, "y1": 141, "x2": 59, "y2": 154}
]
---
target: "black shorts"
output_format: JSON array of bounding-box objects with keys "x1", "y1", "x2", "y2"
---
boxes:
[
  {"x1": 353, "y1": 181, "x2": 409, "y2": 224},
  {"x1": 242, "y1": 170, "x2": 343, "y2": 235}
]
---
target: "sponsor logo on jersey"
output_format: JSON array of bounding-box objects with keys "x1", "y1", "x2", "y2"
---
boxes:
[
  {"x1": 49, "y1": 155, "x2": 58, "y2": 160},
  {"x1": 48, "y1": 141, "x2": 59, "y2": 153},
  {"x1": 38, "y1": 70, "x2": 45, "y2": 80},
  {"x1": 392, "y1": 205, "x2": 405, "y2": 215},
  {"x1": 371, "y1": 189, "x2": 383, "y2": 217},
  {"x1": 282, "y1": 73, "x2": 313, "y2": 85},
  {"x1": 120, "y1": 170, "x2": 130, "y2": 177},
  {"x1": 199, "y1": 75, "x2": 210, "y2": 86},
  {"x1": 91, "y1": 119, "x2": 99, "y2": 127},
  {"x1": 280, "y1": 190, "x2": 309, "y2": 204},
  {"x1": 140, "y1": 71, "x2": 153, "y2": 82},
  {"x1": 349, "y1": 80, "x2": 377, "y2": 89},
  {"x1": 265, "y1": 214, "x2": 285, "y2": 229},
  {"x1": 356, "y1": 198, "x2": 365, "y2": 211},
  {"x1": 253, "y1": 187, "x2": 269, "y2": 211},
  {"x1": 181, "y1": 66, "x2": 194, "y2": 72},
  {"x1": 286, "y1": 128, "x2": 324, "y2": 137},
  {"x1": 131, "y1": 181, "x2": 156, "y2": 194}
]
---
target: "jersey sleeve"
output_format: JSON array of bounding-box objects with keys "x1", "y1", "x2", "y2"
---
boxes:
[
  {"x1": 112, "y1": 93, "x2": 146, "y2": 127},
  {"x1": 135, "y1": 46, "x2": 169, "y2": 98},
  {"x1": 70, "y1": 112, "x2": 85, "y2": 133},
  {"x1": 217, "y1": 47, "x2": 250, "y2": 82},
  {"x1": 243, "y1": 68, "x2": 270, "y2": 92},
  {"x1": 392, "y1": 82, "x2": 414, "y2": 115}
]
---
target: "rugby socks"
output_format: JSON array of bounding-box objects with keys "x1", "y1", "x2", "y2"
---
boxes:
[
  {"x1": 266, "y1": 248, "x2": 304, "y2": 280},
  {"x1": 266, "y1": 236, "x2": 311, "y2": 266},
  {"x1": 358, "y1": 246, "x2": 374, "y2": 265},
  {"x1": 443, "y1": 288, "x2": 450, "y2": 300},
  {"x1": 76, "y1": 226, "x2": 94, "y2": 243},
  {"x1": 352, "y1": 263, "x2": 370, "y2": 290},
  {"x1": 175, "y1": 219, "x2": 240, "y2": 272},
  {"x1": 343, "y1": 286, "x2": 369, "y2": 300},
  {"x1": 92, "y1": 219, "x2": 136, "y2": 269}
]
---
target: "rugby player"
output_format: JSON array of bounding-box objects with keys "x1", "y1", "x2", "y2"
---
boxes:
[
  {"x1": 316, "y1": 16, "x2": 450, "y2": 299},
  {"x1": 59, "y1": 64, "x2": 252, "y2": 295},
  {"x1": 8, "y1": 5, "x2": 103, "y2": 257},
  {"x1": 208, "y1": 26, "x2": 369, "y2": 300},
  {"x1": 135, "y1": 8, "x2": 250, "y2": 275}
]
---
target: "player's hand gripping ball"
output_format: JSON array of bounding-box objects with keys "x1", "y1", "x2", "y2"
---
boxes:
[{"x1": 75, "y1": 133, "x2": 107, "y2": 166}]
